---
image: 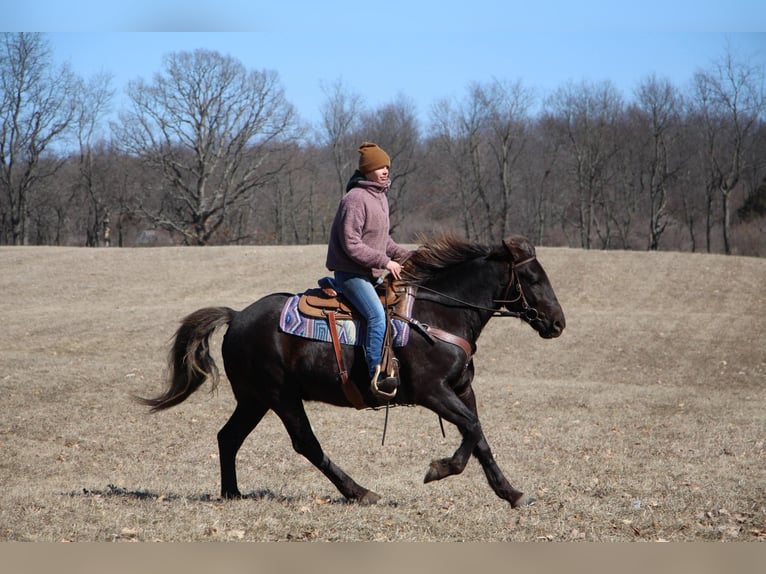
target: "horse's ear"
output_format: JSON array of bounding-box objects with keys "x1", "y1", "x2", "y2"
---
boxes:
[{"x1": 502, "y1": 236, "x2": 535, "y2": 262}]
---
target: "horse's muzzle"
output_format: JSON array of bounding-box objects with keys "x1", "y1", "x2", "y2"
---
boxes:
[{"x1": 535, "y1": 314, "x2": 565, "y2": 339}]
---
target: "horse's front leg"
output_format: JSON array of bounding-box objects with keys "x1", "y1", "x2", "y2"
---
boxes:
[
  {"x1": 419, "y1": 375, "x2": 486, "y2": 484},
  {"x1": 457, "y1": 384, "x2": 533, "y2": 508},
  {"x1": 471, "y1": 434, "x2": 533, "y2": 507},
  {"x1": 420, "y1": 363, "x2": 480, "y2": 483},
  {"x1": 423, "y1": 417, "x2": 480, "y2": 483}
]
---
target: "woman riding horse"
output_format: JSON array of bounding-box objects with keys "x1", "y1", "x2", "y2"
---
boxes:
[{"x1": 139, "y1": 234, "x2": 565, "y2": 507}]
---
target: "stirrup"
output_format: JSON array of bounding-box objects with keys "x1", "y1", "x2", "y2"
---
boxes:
[{"x1": 370, "y1": 364, "x2": 398, "y2": 400}]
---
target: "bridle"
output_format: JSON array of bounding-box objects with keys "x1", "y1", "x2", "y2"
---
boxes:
[
  {"x1": 406, "y1": 250, "x2": 540, "y2": 322},
  {"x1": 493, "y1": 254, "x2": 539, "y2": 321}
]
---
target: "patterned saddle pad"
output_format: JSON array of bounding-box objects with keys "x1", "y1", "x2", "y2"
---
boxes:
[{"x1": 278, "y1": 294, "x2": 411, "y2": 347}]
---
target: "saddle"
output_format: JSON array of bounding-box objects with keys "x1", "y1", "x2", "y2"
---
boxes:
[
  {"x1": 299, "y1": 277, "x2": 413, "y2": 409},
  {"x1": 297, "y1": 277, "x2": 409, "y2": 320}
]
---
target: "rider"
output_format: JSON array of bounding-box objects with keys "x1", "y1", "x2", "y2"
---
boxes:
[{"x1": 325, "y1": 142, "x2": 410, "y2": 397}]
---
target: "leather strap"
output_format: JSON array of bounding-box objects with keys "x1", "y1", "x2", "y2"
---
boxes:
[
  {"x1": 326, "y1": 311, "x2": 366, "y2": 410},
  {"x1": 424, "y1": 325, "x2": 474, "y2": 360},
  {"x1": 391, "y1": 312, "x2": 474, "y2": 362}
]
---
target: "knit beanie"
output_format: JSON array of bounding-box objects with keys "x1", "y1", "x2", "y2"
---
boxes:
[{"x1": 357, "y1": 142, "x2": 390, "y2": 174}]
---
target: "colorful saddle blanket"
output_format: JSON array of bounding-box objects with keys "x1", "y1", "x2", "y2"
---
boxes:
[{"x1": 279, "y1": 294, "x2": 412, "y2": 347}]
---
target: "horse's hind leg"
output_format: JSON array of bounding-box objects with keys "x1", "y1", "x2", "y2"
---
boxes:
[
  {"x1": 273, "y1": 399, "x2": 381, "y2": 504},
  {"x1": 218, "y1": 401, "x2": 269, "y2": 499}
]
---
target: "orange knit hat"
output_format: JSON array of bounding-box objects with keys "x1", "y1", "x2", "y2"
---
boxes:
[{"x1": 357, "y1": 142, "x2": 390, "y2": 174}]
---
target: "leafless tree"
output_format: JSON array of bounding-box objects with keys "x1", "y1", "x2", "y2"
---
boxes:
[
  {"x1": 113, "y1": 49, "x2": 301, "y2": 245},
  {"x1": 528, "y1": 114, "x2": 564, "y2": 245},
  {"x1": 545, "y1": 80, "x2": 623, "y2": 248},
  {"x1": 0, "y1": 32, "x2": 78, "y2": 245},
  {"x1": 72, "y1": 71, "x2": 114, "y2": 246},
  {"x1": 459, "y1": 83, "x2": 499, "y2": 242},
  {"x1": 692, "y1": 47, "x2": 766, "y2": 254},
  {"x1": 429, "y1": 80, "x2": 533, "y2": 243},
  {"x1": 480, "y1": 79, "x2": 535, "y2": 239},
  {"x1": 257, "y1": 144, "x2": 320, "y2": 245},
  {"x1": 428, "y1": 94, "x2": 484, "y2": 240},
  {"x1": 631, "y1": 75, "x2": 685, "y2": 250},
  {"x1": 318, "y1": 79, "x2": 365, "y2": 198}
]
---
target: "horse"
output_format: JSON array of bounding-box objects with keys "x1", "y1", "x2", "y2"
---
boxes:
[{"x1": 138, "y1": 234, "x2": 565, "y2": 507}]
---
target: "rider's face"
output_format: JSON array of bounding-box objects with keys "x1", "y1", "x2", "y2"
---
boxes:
[{"x1": 365, "y1": 166, "x2": 389, "y2": 184}]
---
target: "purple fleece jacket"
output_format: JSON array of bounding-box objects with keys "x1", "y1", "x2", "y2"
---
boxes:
[{"x1": 325, "y1": 179, "x2": 409, "y2": 278}]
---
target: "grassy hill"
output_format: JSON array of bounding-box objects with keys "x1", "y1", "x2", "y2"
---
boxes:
[{"x1": 0, "y1": 244, "x2": 763, "y2": 541}]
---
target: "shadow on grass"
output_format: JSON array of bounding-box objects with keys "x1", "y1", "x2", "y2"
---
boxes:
[
  {"x1": 71, "y1": 484, "x2": 400, "y2": 507},
  {"x1": 71, "y1": 484, "x2": 294, "y2": 503}
]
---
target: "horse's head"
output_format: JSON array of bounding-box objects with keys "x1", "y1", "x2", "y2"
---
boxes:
[
  {"x1": 402, "y1": 233, "x2": 565, "y2": 339},
  {"x1": 496, "y1": 236, "x2": 565, "y2": 339}
]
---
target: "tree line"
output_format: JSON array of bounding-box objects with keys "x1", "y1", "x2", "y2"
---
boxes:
[{"x1": 2, "y1": 32, "x2": 765, "y2": 255}]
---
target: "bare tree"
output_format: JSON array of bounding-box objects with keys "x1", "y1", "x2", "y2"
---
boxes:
[
  {"x1": 528, "y1": 114, "x2": 564, "y2": 245},
  {"x1": 429, "y1": 81, "x2": 528, "y2": 242},
  {"x1": 480, "y1": 79, "x2": 535, "y2": 239},
  {"x1": 631, "y1": 75, "x2": 684, "y2": 250},
  {"x1": 428, "y1": 95, "x2": 484, "y2": 240},
  {"x1": 0, "y1": 33, "x2": 78, "y2": 245},
  {"x1": 72, "y1": 71, "x2": 114, "y2": 246},
  {"x1": 692, "y1": 47, "x2": 766, "y2": 254},
  {"x1": 259, "y1": 144, "x2": 317, "y2": 244},
  {"x1": 113, "y1": 49, "x2": 301, "y2": 245},
  {"x1": 462, "y1": 84, "x2": 496, "y2": 241},
  {"x1": 545, "y1": 80, "x2": 623, "y2": 248},
  {"x1": 318, "y1": 79, "x2": 365, "y2": 197},
  {"x1": 433, "y1": 79, "x2": 536, "y2": 242}
]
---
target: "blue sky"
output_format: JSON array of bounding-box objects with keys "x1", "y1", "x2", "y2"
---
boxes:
[{"x1": 5, "y1": 2, "x2": 765, "y2": 127}]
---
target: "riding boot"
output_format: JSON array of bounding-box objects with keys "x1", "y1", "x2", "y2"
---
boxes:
[{"x1": 370, "y1": 364, "x2": 399, "y2": 400}]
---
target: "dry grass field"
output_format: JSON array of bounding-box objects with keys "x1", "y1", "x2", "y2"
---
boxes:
[{"x1": 0, "y1": 242, "x2": 764, "y2": 542}]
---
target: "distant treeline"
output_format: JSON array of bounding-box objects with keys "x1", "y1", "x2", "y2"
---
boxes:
[{"x1": 2, "y1": 33, "x2": 765, "y2": 255}]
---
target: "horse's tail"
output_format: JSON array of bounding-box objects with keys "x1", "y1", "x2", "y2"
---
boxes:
[{"x1": 137, "y1": 306, "x2": 237, "y2": 412}]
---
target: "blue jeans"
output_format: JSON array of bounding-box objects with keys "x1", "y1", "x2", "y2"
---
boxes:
[{"x1": 334, "y1": 271, "x2": 385, "y2": 377}]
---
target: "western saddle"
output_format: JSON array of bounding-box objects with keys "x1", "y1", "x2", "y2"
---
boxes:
[{"x1": 297, "y1": 277, "x2": 413, "y2": 408}]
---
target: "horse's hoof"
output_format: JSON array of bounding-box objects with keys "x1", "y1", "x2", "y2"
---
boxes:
[
  {"x1": 221, "y1": 489, "x2": 242, "y2": 500},
  {"x1": 424, "y1": 458, "x2": 448, "y2": 483},
  {"x1": 511, "y1": 494, "x2": 536, "y2": 508},
  {"x1": 358, "y1": 490, "x2": 381, "y2": 505}
]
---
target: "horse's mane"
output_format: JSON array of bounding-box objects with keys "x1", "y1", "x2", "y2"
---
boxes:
[{"x1": 401, "y1": 234, "x2": 493, "y2": 285}]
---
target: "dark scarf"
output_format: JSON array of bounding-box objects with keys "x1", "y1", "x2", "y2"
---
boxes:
[{"x1": 345, "y1": 170, "x2": 391, "y2": 194}]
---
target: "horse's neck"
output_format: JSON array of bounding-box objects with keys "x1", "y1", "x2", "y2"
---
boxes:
[
  {"x1": 417, "y1": 259, "x2": 504, "y2": 340},
  {"x1": 433, "y1": 257, "x2": 503, "y2": 304}
]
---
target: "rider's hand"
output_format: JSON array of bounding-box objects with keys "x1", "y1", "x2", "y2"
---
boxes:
[{"x1": 385, "y1": 260, "x2": 403, "y2": 280}]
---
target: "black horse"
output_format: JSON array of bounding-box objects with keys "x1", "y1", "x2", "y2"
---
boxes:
[{"x1": 139, "y1": 235, "x2": 565, "y2": 507}]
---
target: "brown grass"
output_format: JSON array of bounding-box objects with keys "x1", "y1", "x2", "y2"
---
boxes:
[{"x1": 0, "y1": 244, "x2": 764, "y2": 542}]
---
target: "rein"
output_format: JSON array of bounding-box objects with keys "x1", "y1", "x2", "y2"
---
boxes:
[{"x1": 404, "y1": 255, "x2": 539, "y2": 322}]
